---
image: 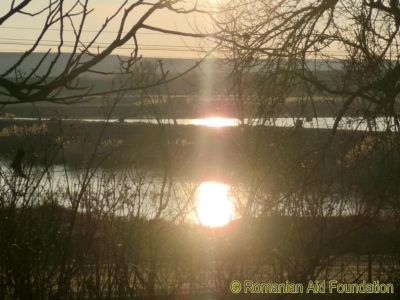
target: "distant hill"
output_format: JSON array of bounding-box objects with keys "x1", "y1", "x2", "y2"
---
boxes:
[
  {"x1": 0, "y1": 52, "x2": 348, "y2": 119},
  {"x1": 0, "y1": 52, "x2": 342, "y2": 78},
  {"x1": 0, "y1": 52, "x2": 232, "y2": 77}
]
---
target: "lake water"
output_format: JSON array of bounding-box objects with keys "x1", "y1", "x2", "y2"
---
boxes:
[
  {"x1": 0, "y1": 161, "x2": 369, "y2": 222},
  {"x1": 0, "y1": 115, "x2": 391, "y2": 223},
  {"x1": 0, "y1": 116, "x2": 397, "y2": 131}
]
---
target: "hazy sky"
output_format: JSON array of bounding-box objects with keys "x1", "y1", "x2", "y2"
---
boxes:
[{"x1": 0, "y1": 0, "x2": 218, "y2": 58}]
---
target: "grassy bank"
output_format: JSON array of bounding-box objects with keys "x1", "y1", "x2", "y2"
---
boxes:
[{"x1": 0, "y1": 119, "x2": 385, "y2": 183}]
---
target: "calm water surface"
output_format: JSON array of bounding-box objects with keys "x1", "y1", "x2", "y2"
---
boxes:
[{"x1": 0, "y1": 116, "x2": 397, "y2": 131}]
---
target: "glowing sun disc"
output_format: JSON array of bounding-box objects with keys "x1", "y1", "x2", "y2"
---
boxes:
[{"x1": 196, "y1": 181, "x2": 234, "y2": 227}]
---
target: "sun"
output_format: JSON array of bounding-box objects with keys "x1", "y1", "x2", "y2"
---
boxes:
[{"x1": 195, "y1": 181, "x2": 234, "y2": 227}]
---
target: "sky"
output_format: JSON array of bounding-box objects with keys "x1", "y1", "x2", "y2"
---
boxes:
[{"x1": 0, "y1": 0, "x2": 219, "y2": 58}]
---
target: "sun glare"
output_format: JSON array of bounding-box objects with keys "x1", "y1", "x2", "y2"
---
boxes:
[
  {"x1": 192, "y1": 117, "x2": 238, "y2": 127},
  {"x1": 196, "y1": 181, "x2": 234, "y2": 227}
]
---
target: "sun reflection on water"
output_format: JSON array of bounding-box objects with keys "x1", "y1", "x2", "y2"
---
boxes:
[
  {"x1": 195, "y1": 181, "x2": 234, "y2": 227},
  {"x1": 191, "y1": 117, "x2": 238, "y2": 128}
]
